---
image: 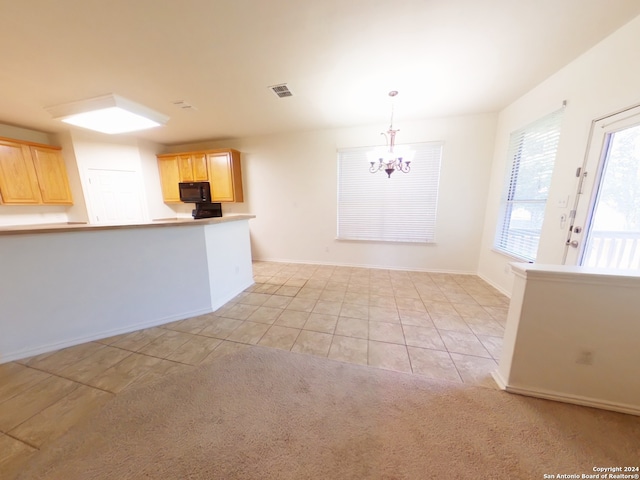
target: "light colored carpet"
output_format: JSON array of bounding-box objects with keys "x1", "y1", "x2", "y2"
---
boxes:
[{"x1": 14, "y1": 347, "x2": 640, "y2": 479}]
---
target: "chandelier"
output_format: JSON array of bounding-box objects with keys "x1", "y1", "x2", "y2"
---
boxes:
[{"x1": 369, "y1": 90, "x2": 410, "y2": 178}]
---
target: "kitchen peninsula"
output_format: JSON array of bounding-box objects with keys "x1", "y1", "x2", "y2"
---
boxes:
[{"x1": 0, "y1": 215, "x2": 254, "y2": 364}]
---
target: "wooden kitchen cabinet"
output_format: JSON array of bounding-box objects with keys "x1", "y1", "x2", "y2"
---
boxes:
[
  {"x1": 157, "y1": 156, "x2": 181, "y2": 203},
  {"x1": 207, "y1": 149, "x2": 243, "y2": 202},
  {"x1": 156, "y1": 148, "x2": 243, "y2": 203},
  {"x1": 0, "y1": 137, "x2": 73, "y2": 205},
  {"x1": 30, "y1": 146, "x2": 73, "y2": 204},
  {"x1": 177, "y1": 153, "x2": 208, "y2": 182}
]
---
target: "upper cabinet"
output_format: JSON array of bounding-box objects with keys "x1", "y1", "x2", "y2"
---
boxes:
[
  {"x1": 207, "y1": 150, "x2": 243, "y2": 202},
  {"x1": 0, "y1": 137, "x2": 73, "y2": 205},
  {"x1": 177, "y1": 153, "x2": 208, "y2": 182},
  {"x1": 157, "y1": 148, "x2": 243, "y2": 203},
  {"x1": 30, "y1": 146, "x2": 74, "y2": 204},
  {"x1": 157, "y1": 156, "x2": 181, "y2": 203}
]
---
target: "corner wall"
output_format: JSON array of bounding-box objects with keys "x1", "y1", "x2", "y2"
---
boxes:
[{"x1": 478, "y1": 14, "x2": 640, "y2": 294}]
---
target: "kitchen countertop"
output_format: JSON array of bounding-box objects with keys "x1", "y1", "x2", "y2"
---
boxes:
[{"x1": 0, "y1": 214, "x2": 255, "y2": 236}]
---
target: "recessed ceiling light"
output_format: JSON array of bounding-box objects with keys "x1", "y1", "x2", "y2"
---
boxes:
[{"x1": 46, "y1": 94, "x2": 169, "y2": 134}]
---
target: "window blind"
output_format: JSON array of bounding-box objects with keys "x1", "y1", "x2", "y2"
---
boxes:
[
  {"x1": 337, "y1": 142, "x2": 443, "y2": 243},
  {"x1": 494, "y1": 108, "x2": 564, "y2": 261}
]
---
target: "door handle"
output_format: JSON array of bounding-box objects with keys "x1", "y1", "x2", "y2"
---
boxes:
[{"x1": 568, "y1": 240, "x2": 579, "y2": 248}]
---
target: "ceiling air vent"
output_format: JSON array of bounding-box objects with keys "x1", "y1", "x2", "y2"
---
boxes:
[
  {"x1": 269, "y1": 84, "x2": 293, "y2": 98},
  {"x1": 172, "y1": 100, "x2": 197, "y2": 110}
]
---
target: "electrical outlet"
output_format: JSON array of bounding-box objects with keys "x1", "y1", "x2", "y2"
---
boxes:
[{"x1": 576, "y1": 350, "x2": 594, "y2": 365}]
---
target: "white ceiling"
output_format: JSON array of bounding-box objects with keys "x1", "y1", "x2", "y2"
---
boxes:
[{"x1": 1, "y1": 0, "x2": 640, "y2": 146}]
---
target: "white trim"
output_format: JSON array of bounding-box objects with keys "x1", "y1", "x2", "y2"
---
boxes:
[
  {"x1": 491, "y1": 370, "x2": 508, "y2": 390},
  {"x1": 477, "y1": 273, "x2": 512, "y2": 297},
  {"x1": 510, "y1": 262, "x2": 640, "y2": 287},
  {"x1": 499, "y1": 382, "x2": 640, "y2": 417},
  {"x1": 252, "y1": 257, "x2": 478, "y2": 276}
]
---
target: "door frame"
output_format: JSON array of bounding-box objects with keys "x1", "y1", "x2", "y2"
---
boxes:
[{"x1": 562, "y1": 103, "x2": 640, "y2": 265}]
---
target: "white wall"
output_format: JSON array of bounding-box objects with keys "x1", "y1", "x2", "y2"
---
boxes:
[
  {"x1": 169, "y1": 113, "x2": 497, "y2": 273},
  {"x1": 495, "y1": 264, "x2": 640, "y2": 415},
  {"x1": 0, "y1": 219, "x2": 254, "y2": 363},
  {"x1": 478, "y1": 14, "x2": 640, "y2": 294},
  {"x1": 136, "y1": 138, "x2": 185, "y2": 220},
  {"x1": 0, "y1": 225, "x2": 208, "y2": 362},
  {"x1": 67, "y1": 131, "x2": 191, "y2": 223},
  {"x1": 0, "y1": 124, "x2": 50, "y2": 144},
  {"x1": 204, "y1": 220, "x2": 255, "y2": 310},
  {"x1": 69, "y1": 130, "x2": 151, "y2": 223},
  {"x1": 55, "y1": 131, "x2": 89, "y2": 224}
]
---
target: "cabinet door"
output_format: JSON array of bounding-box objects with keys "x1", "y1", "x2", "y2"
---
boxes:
[
  {"x1": 30, "y1": 146, "x2": 73, "y2": 204},
  {"x1": 208, "y1": 152, "x2": 234, "y2": 202},
  {"x1": 157, "y1": 156, "x2": 181, "y2": 203},
  {"x1": 191, "y1": 153, "x2": 208, "y2": 181},
  {"x1": 229, "y1": 150, "x2": 243, "y2": 202},
  {"x1": 177, "y1": 155, "x2": 194, "y2": 182},
  {"x1": 0, "y1": 140, "x2": 42, "y2": 204}
]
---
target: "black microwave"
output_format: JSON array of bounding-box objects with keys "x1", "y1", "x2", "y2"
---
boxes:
[{"x1": 179, "y1": 182, "x2": 211, "y2": 203}]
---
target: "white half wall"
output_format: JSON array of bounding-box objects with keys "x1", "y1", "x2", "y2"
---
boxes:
[
  {"x1": 478, "y1": 14, "x2": 640, "y2": 294},
  {"x1": 495, "y1": 264, "x2": 640, "y2": 416},
  {"x1": 204, "y1": 219, "x2": 255, "y2": 310},
  {"x1": 0, "y1": 219, "x2": 254, "y2": 363}
]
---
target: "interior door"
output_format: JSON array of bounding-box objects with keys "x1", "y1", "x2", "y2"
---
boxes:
[
  {"x1": 86, "y1": 169, "x2": 146, "y2": 224},
  {"x1": 563, "y1": 105, "x2": 640, "y2": 269}
]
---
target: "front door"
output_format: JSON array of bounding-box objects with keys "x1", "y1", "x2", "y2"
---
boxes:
[{"x1": 564, "y1": 105, "x2": 640, "y2": 269}]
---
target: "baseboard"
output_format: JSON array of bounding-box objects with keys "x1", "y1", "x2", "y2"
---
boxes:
[
  {"x1": 211, "y1": 279, "x2": 255, "y2": 311},
  {"x1": 252, "y1": 257, "x2": 478, "y2": 276},
  {"x1": 491, "y1": 370, "x2": 508, "y2": 390},
  {"x1": 499, "y1": 381, "x2": 640, "y2": 417},
  {"x1": 1, "y1": 307, "x2": 213, "y2": 365},
  {"x1": 476, "y1": 273, "x2": 511, "y2": 298}
]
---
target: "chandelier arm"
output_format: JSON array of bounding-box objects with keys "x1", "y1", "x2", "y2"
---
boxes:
[{"x1": 369, "y1": 90, "x2": 411, "y2": 178}]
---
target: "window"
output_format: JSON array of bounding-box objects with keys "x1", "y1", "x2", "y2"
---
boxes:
[
  {"x1": 337, "y1": 142, "x2": 443, "y2": 243},
  {"x1": 494, "y1": 108, "x2": 564, "y2": 261}
]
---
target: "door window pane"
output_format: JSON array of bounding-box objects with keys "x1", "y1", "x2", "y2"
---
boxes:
[{"x1": 582, "y1": 123, "x2": 640, "y2": 269}]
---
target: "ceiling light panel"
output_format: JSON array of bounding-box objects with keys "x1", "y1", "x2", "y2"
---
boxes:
[{"x1": 47, "y1": 94, "x2": 169, "y2": 134}]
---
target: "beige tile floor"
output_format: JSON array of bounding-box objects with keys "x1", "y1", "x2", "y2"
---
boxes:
[{"x1": 0, "y1": 261, "x2": 508, "y2": 476}]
